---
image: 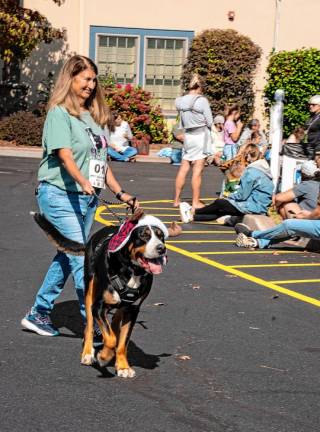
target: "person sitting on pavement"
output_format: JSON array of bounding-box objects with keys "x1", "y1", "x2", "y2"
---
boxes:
[
  {"x1": 222, "y1": 160, "x2": 246, "y2": 197},
  {"x1": 207, "y1": 114, "x2": 225, "y2": 165},
  {"x1": 219, "y1": 143, "x2": 261, "y2": 197},
  {"x1": 238, "y1": 119, "x2": 267, "y2": 152},
  {"x1": 108, "y1": 111, "x2": 138, "y2": 162},
  {"x1": 235, "y1": 202, "x2": 320, "y2": 249},
  {"x1": 274, "y1": 160, "x2": 320, "y2": 219},
  {"x1": 179, "y1": 148, "x2": 274, "y2": 226}
]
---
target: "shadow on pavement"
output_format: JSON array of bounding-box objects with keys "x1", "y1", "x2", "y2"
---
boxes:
[{"x1": 51, "y1": 300, "x2": 84, "y2": 338}]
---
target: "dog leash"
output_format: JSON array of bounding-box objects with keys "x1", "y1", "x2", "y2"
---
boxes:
[{"x1": 93, "y1": 193, "x2": 137, "y2": 224}]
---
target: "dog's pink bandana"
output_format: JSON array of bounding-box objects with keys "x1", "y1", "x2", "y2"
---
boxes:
[{"x1": 108, "y1": 215, "x2": 168, "y2": 254}]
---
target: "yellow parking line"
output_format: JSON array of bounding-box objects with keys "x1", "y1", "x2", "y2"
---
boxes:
[
  {"x1": 100, "y1": 212, "x2": 181, "y2": 217},
  {"x1": 95, "y1": 206, "x2": 115, "y2": 226},
  {"x1": 167, "y1": 240, "x2": 234, "y2": 244},
  {"x1": 271, "y1": 279, "x2": 320, "y2": 284},
  {"x1": 181, "y1": 230, "x2": 234, "y2": 234},
  {"x1": 231, "y1": 263, "x2": 320, "y2": 268},
  {"x1": 167, "y1": 244, "x2": 320, "y2": 308},
  {"x1": 136, "y1": 207, "x2": 180, "y2": 211},
  {"x1": 194, "y1": 250, "x2": 303, "y2": 255}
]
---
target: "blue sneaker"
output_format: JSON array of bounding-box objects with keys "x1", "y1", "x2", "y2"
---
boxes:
[{"x1": 21, "y1": 309, "x2": 59, "y2": 336}]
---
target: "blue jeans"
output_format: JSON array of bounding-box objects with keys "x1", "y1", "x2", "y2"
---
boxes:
[
  {"x1": 223, "y1": 144, "x2": 238, "y2": 161},
  {"x1": 252, "y1": 219, "x2": 320, "y2": 248},
  {"x1": 32, "y1": 182, "x2": 98, "y2": 320},
  {"x1": 108, "y1": 146, "x2": 137, "y2": 161}
]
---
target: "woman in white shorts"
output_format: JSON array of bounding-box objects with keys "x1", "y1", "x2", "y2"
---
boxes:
[{"x1": 173, "y1": 74, "x2": 213, "y2": 209}]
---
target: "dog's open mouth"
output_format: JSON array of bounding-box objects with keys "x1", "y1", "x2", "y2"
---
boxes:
[{"x1": 137, "y1": 255, "x2": 167, "y2": 274}]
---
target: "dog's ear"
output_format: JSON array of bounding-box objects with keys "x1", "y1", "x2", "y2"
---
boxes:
[{"x1": 128, "y1": 208, "x2": 144, "y2": 222}]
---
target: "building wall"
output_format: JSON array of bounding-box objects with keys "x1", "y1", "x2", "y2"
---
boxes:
[{"x1": 22, "y1": 0, "x2": 320, "y2": 120}]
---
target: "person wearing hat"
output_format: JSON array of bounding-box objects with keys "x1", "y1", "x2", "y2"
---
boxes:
[
  {"x1": 273, "y1": 160, "x2": 320, "y2": 219},
  {"x1": 305, "y1": 95, "x2": 320, "y2": 158},
  {"x1": 212, "y1": 115, "x2": 225, "y2": 152},
  {"x1": 206, "y1": 114, "x2": 225, "y2": 165}
]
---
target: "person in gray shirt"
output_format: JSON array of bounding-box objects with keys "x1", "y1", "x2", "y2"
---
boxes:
[
  {"x1": 274, "y1": 160, "x2": 320, "y2": 219},
  {"x1": 238, "y1": 119, "x2": 267, "y2": 151},
  {"x1": 173, "y1": 74, "x2": 213, "y2": 209}
]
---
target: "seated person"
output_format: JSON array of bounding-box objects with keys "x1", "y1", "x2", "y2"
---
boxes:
[
  {"x1": 281, "y1": 126, "x2": 307, "y2": 159},
  {"x1": 219, "y1": 143, "x2": 261, "y2": 197},
  {"x1": 208, "y1": 115, "x2": 225, "y2": 165},
  {"x1": 274, "y1": 160, "x2": 320, "y2": 219},
  {"x1": 223, "y1": 160, "x2": 245, "y2": 197},
  {"x1": 180, "y1": 148, "x2": 274, "y2": 226},
  {"x1": 108, "y1": 111, "x2": 137, "y2": 162},
  {"x1": 170, "y1": 123, "x2": 184, "y2": 165},
  {"x1": 286, "y1": 126, "x2": 305, "y2": 144},
  {"x1": 238, "y1": 119, "x2": 268, "y2": 149},
  {"x1": 235, "y1": 204, "x2": 320, "y2": 249}
]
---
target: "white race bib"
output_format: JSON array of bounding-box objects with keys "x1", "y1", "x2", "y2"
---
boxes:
[{"x1": 89, "y1": 159, "x2": 106, "y2": 189}]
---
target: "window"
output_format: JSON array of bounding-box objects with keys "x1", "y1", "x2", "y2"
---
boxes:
[
  {"x1": 90, "y1": 27, "x2": 193, "y2": 114},
  {"x1": 96, "y1": 35, "x2": 138, "y2": 84},
  {"x1": 145, "y1": 38, "x2": 186, "y2": 111}
]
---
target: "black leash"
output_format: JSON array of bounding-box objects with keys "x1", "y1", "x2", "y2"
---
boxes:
[{"x1": 93, "y1": 193, "x2": 137, "y2": 224}]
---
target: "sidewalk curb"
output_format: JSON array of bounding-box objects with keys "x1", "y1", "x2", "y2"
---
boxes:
[{"x1": 0, "y1": 146, "x2": 170, "y2": 163}]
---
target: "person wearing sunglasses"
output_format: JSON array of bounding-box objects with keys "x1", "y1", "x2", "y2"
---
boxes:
[{"x1": 305, "y1": 95, "x2": 320, "y2": 158}]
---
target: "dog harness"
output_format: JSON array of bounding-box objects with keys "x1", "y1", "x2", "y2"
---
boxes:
[
  {"x1": 108, "y1": 274, "x2": 143, "y2": 304},
  {"x1": 93, "y1": 226, "x2": 144, "y2": 305}
]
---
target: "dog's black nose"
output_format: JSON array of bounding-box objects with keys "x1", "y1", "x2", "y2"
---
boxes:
[{"x1": 156, "y1": 244, "x2": 166, "y2": 255}]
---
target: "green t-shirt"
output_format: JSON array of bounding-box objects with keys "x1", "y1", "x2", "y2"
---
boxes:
[{"x1": 38, "y1": 106, "x2": 108, "y2": 192}]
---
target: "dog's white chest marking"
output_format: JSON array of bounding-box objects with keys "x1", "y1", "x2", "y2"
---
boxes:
[{"x1": 127, "y1": 275, "x2": 141, "y2": 289}]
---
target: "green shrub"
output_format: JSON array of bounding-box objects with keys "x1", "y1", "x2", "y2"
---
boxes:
[
  {"x1": 181, "y1": 29, "x2": 262, "y2": 122},
  {"x1": 264, "y1": 48, "x2": 320, "y2": 137},
  {"x1": 0, "y1": 110, "x2": 44, "y2": 146},
  {"x1": 103, "y1": 83, "x2": 168, "y2": 145}
]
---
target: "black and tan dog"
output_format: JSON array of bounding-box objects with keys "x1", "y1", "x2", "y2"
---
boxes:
[{"x1": 34, "y1": 210, "x2": 169, "y2": 378}]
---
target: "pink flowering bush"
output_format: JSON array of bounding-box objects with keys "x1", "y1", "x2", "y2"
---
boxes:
[{"x1": 103, "y1": 84, "x2": 168, "y2": 151}]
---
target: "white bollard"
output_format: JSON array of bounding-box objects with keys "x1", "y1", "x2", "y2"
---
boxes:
[{"x1": 269, "y1": 89, "x2": 285, "y2": 190}]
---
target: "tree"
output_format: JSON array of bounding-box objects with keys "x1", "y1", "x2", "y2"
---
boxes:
[
  {"x1": 0, "y1": 0, "x2": 64, "y2": 81},
  {"x1": 181, "y1": 29, "x2": 262, "y2": 122},
  {"x1": 264, "y1": 48, "x2": 320, "y2": 137}
]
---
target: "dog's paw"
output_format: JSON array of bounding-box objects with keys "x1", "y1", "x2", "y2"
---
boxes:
[
  {"x1": 81, "y1": 349, "x2": 95, "y2": 366},
  {"x1": 117, "y1": 367, "x2": 136, "y2": 378},
  {"x1": 96, "y1": 352, "x2": 112, "y2": 368}
]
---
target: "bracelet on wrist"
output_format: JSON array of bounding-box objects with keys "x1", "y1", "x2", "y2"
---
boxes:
[{"x1": 115, "y1": 189, "x2": 126, "y2": 201}]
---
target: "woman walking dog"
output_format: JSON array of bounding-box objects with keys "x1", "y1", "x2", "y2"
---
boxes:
[{"x1": 21, "y1": 55, "x2": 138, "y2": 337}]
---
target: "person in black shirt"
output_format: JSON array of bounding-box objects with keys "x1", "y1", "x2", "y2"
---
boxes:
[{"x1": 305, "y1": 95, "x2": 320, "y2": 158}]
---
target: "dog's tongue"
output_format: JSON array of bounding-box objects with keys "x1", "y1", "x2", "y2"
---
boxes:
[{"x1": 148, "y1": 260, "x2": 163, "y2": 274}]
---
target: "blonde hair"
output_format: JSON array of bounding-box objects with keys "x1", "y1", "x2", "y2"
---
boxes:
[
  {"x1": 47, "y1": 55, "x2": 110, "y2": 127},
  {"x1": 188, "y1": 73, "x2": 202, "y2": 90}
]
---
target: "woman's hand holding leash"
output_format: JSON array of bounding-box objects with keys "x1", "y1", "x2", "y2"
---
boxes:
[
  {"x1": 80, "y1": 179, "x2": 96, "y2": 195},
  {"x1": 121, "y1": 193, "x2": 139, "y2": 210}
]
